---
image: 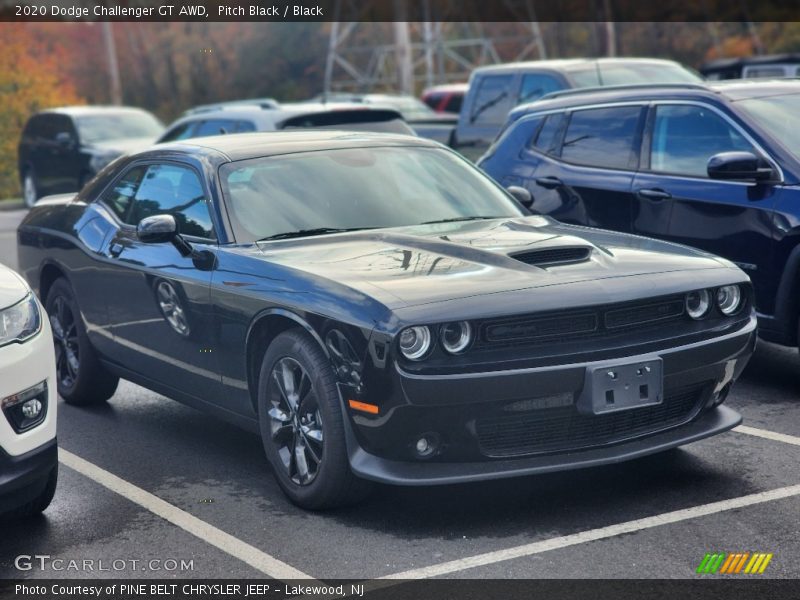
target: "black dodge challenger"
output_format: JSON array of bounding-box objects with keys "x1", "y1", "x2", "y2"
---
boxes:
[{"x1": 17, "y1": 131, "x2": 755, "y2": 509}]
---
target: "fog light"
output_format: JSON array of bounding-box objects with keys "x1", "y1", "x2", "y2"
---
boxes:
[
  {"x1": 21, "y1": 399, "x2": 43, "y2": 419},
  {"x1": 2, "y1": 381, "x2": 47, "y2": 433},
  {"x1": 413, "y1": 432, "x2": 440, "y2": 458}
]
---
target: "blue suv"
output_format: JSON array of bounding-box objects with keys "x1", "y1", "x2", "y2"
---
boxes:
[{"x1": 479, "y1": 81, "x2": 800, "y2": 348}]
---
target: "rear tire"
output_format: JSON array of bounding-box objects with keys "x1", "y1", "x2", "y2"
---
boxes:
[
  {"x1": 45, "y1": 278, "x2": 118, "y2": 405},
  {"x1": 257, "y1": 329, "x2": 373, "y2": 510},
  {"x1": 23, "y1": 170, "x2": 38, "y2": 208}
]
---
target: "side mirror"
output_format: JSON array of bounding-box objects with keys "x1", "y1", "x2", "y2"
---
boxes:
[
  {"x1": 55, "y1": 131, "x2": 75, "y2": 148},
  {"x1": 707, "y1": 151, "x2": 774, "y2": 182},
  {"x1": 507, "y1": 185, "x2": 534, "y2": 208},
  {"x1": 137, "y1": 214, "x2": 178, "y2": 244}
]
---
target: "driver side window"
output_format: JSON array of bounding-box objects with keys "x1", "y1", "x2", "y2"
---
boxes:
[
  {"x1": 650, "y1": 105, "x2": 756, "y2": 177},
  {"x1": 103, "y1": 164, "x2": 215, "y2": 239}
]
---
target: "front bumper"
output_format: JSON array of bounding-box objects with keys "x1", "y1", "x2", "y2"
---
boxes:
[
  {"x1": 0, "y1": 309, "x2": 58, "y2": 457},
  {"x1": 350, "y1": 405, "x2": 741, "y2": 485},
  {"x1": 0, "y1": 438, "x2": 57, "y2": 513},
  {"x1": 345, "y1": 315, "x2": 755, "y2": 484}
]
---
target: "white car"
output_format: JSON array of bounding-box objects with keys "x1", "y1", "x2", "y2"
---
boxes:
[{"x1": 0, "y1": 262, "x2": 57, "y2": 517}]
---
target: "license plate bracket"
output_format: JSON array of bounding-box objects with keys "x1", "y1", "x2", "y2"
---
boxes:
[{"x1": 577, "y1": 357, "x2": 663, "y2": 415}]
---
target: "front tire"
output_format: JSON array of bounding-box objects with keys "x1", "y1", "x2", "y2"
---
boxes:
[
  {"x1": 257, "y1": 329, "x2": 372, "y2": 510},
  {"x1": 45, "y1": 278, "x2": 119, "y2": 405},
  {"x1": 4, "y1": 465, "x2": 58, "y2": 519},
  {"x1": 22, "y1": 170, "x2": 38, "y2": 208}
]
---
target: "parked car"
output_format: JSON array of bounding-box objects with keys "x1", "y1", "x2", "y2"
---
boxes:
[
  {"x1": 312, "y1": 93, "x2": 457, "y2": 144},
  {"x1": 453, "y1": 58, "x2": 701, "y2": 160},
  {"x1": 0, "y1": 262, "x2": 58, "y2": 518},
  {"x1": 18, "y1": 131, "x2": 754, "y2": 509},
  {"x1": 18, "y1": 106, "x2": 164, "y2": 208},
  {"x1": 479, "y1": 80, "x2": 800, "y2": 349},
  {"x1": 421, "y1": 83, "x2": 469, "y2": 114},
  {"x1": 701, "y1": 54, "x2": 800, "y2": 80},
  {"x1": 157, "y1": 102, "x2": 414, "y2": 144}
]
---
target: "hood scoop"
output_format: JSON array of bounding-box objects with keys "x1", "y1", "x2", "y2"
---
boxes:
[{"x1": 510, "y1": 246, "x2": 592, "y2": 267}]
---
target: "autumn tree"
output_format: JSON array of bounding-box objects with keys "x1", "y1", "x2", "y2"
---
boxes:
[{"x1": 0, "y1": 24, "x2": 82, "y2": 199}]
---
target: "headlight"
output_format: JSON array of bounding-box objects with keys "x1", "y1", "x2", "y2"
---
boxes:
[
  {"x1": 0, "y1": 294, "x2": 41, "y2": 347},
  {"x1": 716, "y1": 285, "x2": 742, "y2": 316},
  {"x1": 399, "y1": 326, "x2": 431, "y2": 360},
  {"x1": 440, "y1": 321, "x2": 472, "y2": 354},
  {"x1": 685, "y1": 289, "x2": 711, "y2": 320}
]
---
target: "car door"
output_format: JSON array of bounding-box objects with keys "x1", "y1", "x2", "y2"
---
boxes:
[
  {"x1": 525, "y1": 104, "x2": 645, "y2": 231},
  {"x1": 631, "y1": 102, "x2": 781, "y2": 309},
  {"x1": 48, "y1": 115, "x2": 82, "y2": 193},
  {"x1": 99, "y1": 161, "x2": 222, "y2": 402}
]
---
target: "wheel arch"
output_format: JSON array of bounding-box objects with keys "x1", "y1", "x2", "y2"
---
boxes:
[
  {"x1": 244, "y1": 309, "x2": 331, "y2": 415},
  {"x1": 39, "y1": 260, "x2": 69, "y2": 304}
]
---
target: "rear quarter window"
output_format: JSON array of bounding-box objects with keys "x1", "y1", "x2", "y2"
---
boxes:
[
  {"x1": 469, "y1": 74, "x2": 514, "y2": 126},
  {"x1": 560, "y1": 106, "x2": 643, "y2": 170}
]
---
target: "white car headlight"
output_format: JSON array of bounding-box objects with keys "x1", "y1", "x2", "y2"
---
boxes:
[
  {"x1": 399, "y1": 326, "x2": 432, "y2": 360},
  {"x1": 0, "y1": 294, "x2": 42, "y2": 347}
]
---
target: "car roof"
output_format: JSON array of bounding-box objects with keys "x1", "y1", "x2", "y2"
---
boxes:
[
  {"x1": 168, "y1": 102, "x2": 403, "y2": 128},
  {"x1": 508, "y1": 80, "x2": 800, "y2": 116},
  {"x1": 471, "y1": 57, "x2": 685, "y2": 76},
  {"x1": 151, "y1": 130, "x2": 439, "y2": 162},
  {"x1": 423, "y1": 83, "x2": 469, "y2": 94},
  {"x1": 38, "y1": 105, "x2": 152, "y2": 117},
  {"x1": 701, "y1": 53, "x2": 800, "y2": 71}
]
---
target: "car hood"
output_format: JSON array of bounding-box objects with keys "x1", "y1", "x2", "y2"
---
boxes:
[
  {"x1": 254, "y1": 216, "x2": 743, "y2": 312},
  {"x1": 0, "y1": 263, "x2": 30, "y2": 310},
  {"x1": 84, "y1": 137, "x2": 155, "y2": 155}
]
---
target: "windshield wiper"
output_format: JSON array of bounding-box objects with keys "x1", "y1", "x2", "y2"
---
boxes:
[
  {"x1": 257, "y1": 227, "x2": 374, "y2": 241},
  {"x1": 469, "y1": 91, "x2": 508, "y2": 124},
  {"x1": 421, "y1": 216, "x2": 506, "y2": 225}
]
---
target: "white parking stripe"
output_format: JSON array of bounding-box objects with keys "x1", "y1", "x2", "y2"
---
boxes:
[
  {"x1": 59, "y1": 449, "x2": 315, "y2": 581},
  {"x1": 734, "y1": 425, "x2": 800, "y2": 447},
  {"x1": 380, "y1": 483, "x2": 800, "y2": 580}
]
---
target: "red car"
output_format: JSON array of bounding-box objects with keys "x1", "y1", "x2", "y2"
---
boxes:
[{"x1": 421, "y1": 83, "x2": 468, "y2": 114}]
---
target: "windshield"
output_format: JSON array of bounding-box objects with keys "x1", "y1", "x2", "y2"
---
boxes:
[
  {"x1": 220, "y1": 146, "x2": 524, "y2": 242},
  {"x1": 736, "y1": 93, "x2": 800, "y2": 156},
  {"x1": 75, "y1": 112, "x2": 164, "y2": 143},
  {"x1": 567, "y1": 63, "x2": 701, "y2": 87}
]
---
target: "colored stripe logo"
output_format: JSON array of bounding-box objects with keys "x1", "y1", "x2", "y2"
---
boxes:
[{"x1": 696, "y1": 552, "x2": 773, "y2": 574}]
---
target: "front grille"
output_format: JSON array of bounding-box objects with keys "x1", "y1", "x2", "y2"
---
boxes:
[
  {"x1": 511, "y1": 246, "x2": 591, "y2": 267},
  {"x1": 477, "y1": 294, "x2": 688, "y2": 349},
  {"x1": 475, "y1": 382, "x2": 708, "y2": 458}
]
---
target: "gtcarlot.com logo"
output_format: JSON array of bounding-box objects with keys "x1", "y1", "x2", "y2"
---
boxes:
[{"x1": 696, "y1": 552, "x2": 774, "y2": 575}]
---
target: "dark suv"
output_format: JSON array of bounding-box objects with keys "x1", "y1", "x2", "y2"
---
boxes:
[
  {"x1": 18, "y1": 106, "x2": 163, "y2": 207},
  {"x1": 479, "y1": 81, "x2": 800, "y2": 349}
]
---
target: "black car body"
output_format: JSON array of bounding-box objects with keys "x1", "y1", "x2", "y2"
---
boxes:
[
  {"x1": 451, "y1": 58, "x2": 701, "y2": 161},
  {"x1": 479, "y1": 80, "x2": 800, "y2": 350},
  {"x1": 17, "y1": 132, "x2": 754, "y2": 509},
  {"x1": 18, "y1": 106, "x2": 164, "y2": 208}
]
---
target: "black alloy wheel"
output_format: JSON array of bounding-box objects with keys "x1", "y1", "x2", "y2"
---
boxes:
[{"x1": 257, "y1": 329, "x2": 372, "y2": 509}]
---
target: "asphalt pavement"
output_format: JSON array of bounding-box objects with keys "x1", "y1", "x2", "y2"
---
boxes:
[{"x1": 0, "y1": 208, "x2": 798, "y2": 581}]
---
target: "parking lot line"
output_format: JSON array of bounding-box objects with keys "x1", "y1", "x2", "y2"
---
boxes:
[
  {"x1": 734, "y1": 425, "x2": 800, "y2": 447},
  {"x1": 379, "y1": 483, "x2": 800, "y2": 580},
  {"x1": 59, "y1": 449, "x2": 315, "y2": 581}
]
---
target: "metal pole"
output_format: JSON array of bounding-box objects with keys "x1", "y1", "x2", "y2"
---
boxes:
[
  {"x1": 393, "y1": 20, "x2": 413, "y2": 94},
  {"x1": 102, "y1": 21, "x2": 122, "y2": 105},
  {"x1": 324, "y1": 21, "x2": 340, "y2": 96}
]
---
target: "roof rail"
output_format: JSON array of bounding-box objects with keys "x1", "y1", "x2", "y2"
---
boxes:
[
  {"x1": 538, "y1": 82, "x2": 711, "y2": 102},
  {"x1": 184, "y1": 98, "x2": 280, "y2": 115}
]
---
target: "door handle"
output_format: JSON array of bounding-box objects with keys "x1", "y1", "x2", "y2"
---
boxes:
[
  {"x1": 637, "y1": 188, "x2": 672, "y2": 201},
  {"x1": 535, "y1": 176, "x2": 563, "y2": 189}
]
